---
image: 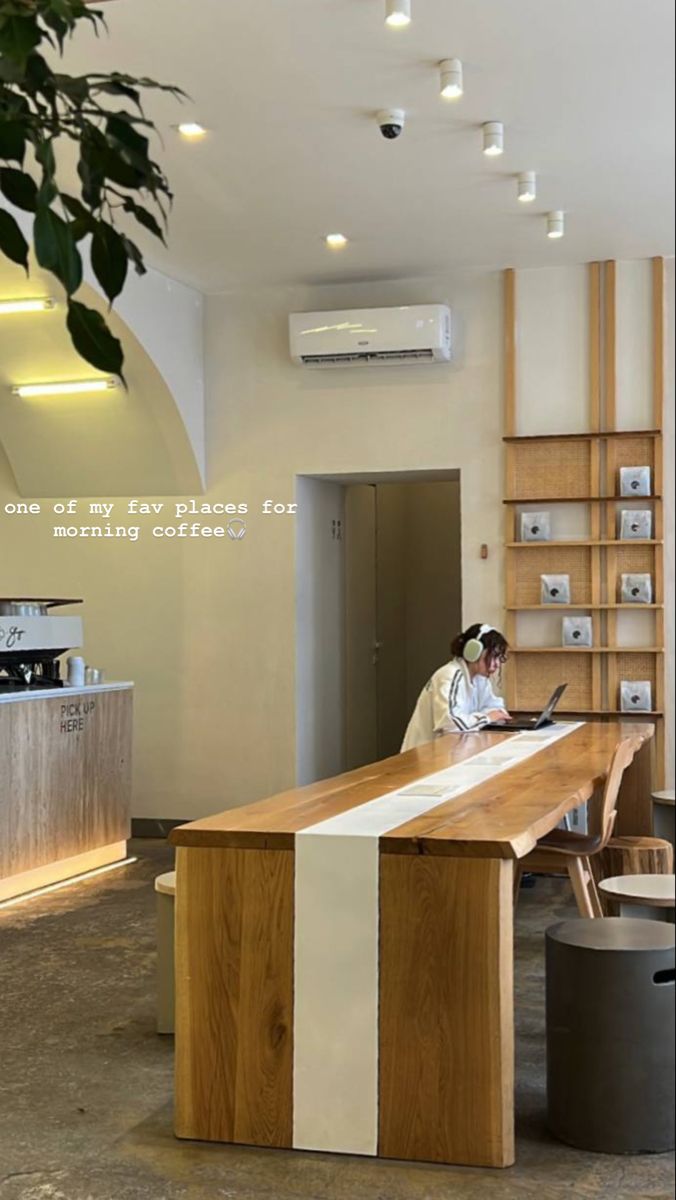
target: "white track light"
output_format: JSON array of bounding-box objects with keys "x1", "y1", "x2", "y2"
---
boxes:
[
  {"x1": 547, "y1": 211, "x2": 565, "y2": 239},
  {"x1": 517, "y1": 171, "x2": 537, "y2": 203},
  {"x1": 386, "y1": 0, "x2": 411, "y2": 27},
  {"x1": 482, "y1": 121, "x2": 504, "y2": 157},
  {"x1": 440, "y1": 59, "x2": 463, "y2": 99}
]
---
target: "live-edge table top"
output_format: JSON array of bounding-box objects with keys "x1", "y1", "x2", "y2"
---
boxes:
[{"x1": 170, "y1": 721, "x2": 653, "y2": 860}]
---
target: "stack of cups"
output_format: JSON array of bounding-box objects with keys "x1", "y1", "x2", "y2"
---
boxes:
[{"x1": 66, "y1": 656, "x2": 85, "y2": 687}]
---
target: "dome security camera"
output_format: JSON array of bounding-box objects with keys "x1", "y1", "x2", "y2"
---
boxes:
[{"x1": 377, "y1": 108, "x2": 405, "y2": 139}]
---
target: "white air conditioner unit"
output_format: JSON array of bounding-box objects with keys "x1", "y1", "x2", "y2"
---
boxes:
[{"x1": 289, "y1": 304, "x2": 451, "y2": 368}]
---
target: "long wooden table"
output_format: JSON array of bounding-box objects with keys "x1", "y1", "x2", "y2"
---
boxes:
[{"x1": 170, "y1": 721, "x2": 654, "y2": 1169}]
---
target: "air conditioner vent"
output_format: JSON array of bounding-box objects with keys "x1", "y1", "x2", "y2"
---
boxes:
[
  {"x1": 300, "y1": 348, "x2": 435, "y2": 366},
  {"x1": 289, "y1": 305, "x2": 451, "y2": 368}
]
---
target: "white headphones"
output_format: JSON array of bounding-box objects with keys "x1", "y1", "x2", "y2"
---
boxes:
[{"x1": 462, "y1": 624, "x2": 495, "y2": 663}]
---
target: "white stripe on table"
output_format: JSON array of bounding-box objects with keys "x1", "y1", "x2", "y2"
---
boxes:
[{"x1": 293, "y1": 723, "x2": 582, "y2": 1154}]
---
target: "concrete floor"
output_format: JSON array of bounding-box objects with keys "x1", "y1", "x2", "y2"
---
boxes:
[{"x1": 0, "y1": 841, "x2": 673, "y2": 1200}]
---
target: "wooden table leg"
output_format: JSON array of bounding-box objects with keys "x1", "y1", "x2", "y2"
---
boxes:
[
  {"x1": 615, "y1": 736, "x2": 656, "y2": 836},
  {"x1": 378, "y1": 854, "x2": 515, "y2": 1168},
  {"x1": 174, "y1": 846, "x2": 294, "y2": 1146}
]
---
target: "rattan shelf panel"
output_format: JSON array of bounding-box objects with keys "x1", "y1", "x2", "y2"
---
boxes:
[
  {"x1": 507, "y1": 440, "x2": 592, "y2": 500},
  {"x1": 504, "y1": 429, "x2": 661, "y2": 444},
  {"x1": 507, "y1": 654, "x2": 593, "y2": 710}
]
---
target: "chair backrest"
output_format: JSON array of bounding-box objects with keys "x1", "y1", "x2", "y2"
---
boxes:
[{"x1": 597, "y1": 737, "x2": 641, "y2": 850}]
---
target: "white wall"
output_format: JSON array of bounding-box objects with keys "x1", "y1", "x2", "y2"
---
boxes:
[{"x1": 0, "y1": 259, "x2": 672, "y2": 814}]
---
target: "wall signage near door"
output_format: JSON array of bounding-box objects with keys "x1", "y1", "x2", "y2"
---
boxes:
[{"x1": 59, "y1": 698, "x2": 96, "y2": 734}]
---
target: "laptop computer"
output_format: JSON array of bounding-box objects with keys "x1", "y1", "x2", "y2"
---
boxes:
[{"x1": 483, "y1": 683, "x2": 568, "y2": 732}]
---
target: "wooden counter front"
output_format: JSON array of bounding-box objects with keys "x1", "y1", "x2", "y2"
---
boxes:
[
  {"x1": 170, "y1": 721, "x2": 653, "y2": 1169},
  {"x1": 0, "y1": 685, "x2": 133, "y2": 901}
]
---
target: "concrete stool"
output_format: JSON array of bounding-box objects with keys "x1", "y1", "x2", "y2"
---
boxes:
[
  {"x1": 599, "y1": 874, "x2": 675, "y2": 923},
  {"x1": 546, "y1": 918, "x2": 675, "y2": 1154},
  {"x1": 653, "y1": 790, "x2": 675, "y2": 849},
  {"x1": 155, "y1": 871, "x2": 176, "y2": 1035}
]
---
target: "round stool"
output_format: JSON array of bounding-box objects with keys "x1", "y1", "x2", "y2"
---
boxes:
[
  {"x1": 653, "y1": 790, "x2": 675, "y2": 849},
  {"x1": 591, "y1": 835, "x2": 674, "y2": 915},
  {"x1": 155, "y1": 870, "x2": 176, "y2": 1035},
  {"x1": 546, "y1": 918, "x2": 675, "y2": 1154},
  {"x1": 599, "y1": 874, "x2": 675, "y2": 923}
]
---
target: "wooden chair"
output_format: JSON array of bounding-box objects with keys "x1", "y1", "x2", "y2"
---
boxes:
[{"x1": 514, "y1": 737, "x2": 639, "y2": 918}]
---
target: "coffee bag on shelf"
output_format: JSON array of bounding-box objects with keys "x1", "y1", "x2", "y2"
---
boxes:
[
  {"x1": 619, "y1": 509, "x2": 652, "y2": 540},
  {"x1": 620, "y1": 466, "x2": 651, "y2": 497},
  {"x1": 562, "y1": 617, "x2": 592, "y2": 647},
  {"x1": 620, "y1": 681, "x2": 652, "y2": 712},
  {"x1": 521, "y1": 511, "x2": 551, "y2": 542},
  {"x1": 620, "y1": 573, "x2": 653, "y2": 604},
  {"x1": 541, "y1": 574, "x2": 571, "y2": 604}
]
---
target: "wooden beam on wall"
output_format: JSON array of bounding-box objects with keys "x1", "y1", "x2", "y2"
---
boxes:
[
  {"x1": 504, "y1": 269, "x2": 517, "y2": 437},
  {"x1": 589, "y1": 262, "x2": 601, "y2": 432},
  {"x1": 604, "y1": 261, "x2": 616, "y2": 431},
  {"x1": 652, "y1": 256, "x2": 665, "y2": 429}
]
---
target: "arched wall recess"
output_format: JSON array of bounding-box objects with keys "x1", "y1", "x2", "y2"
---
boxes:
[{"x1": 0, "y1": 205, "x2": 205, "y2": 498}]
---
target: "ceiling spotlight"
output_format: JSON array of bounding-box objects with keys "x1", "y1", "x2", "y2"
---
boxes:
[
  {"x1": 325, "y1": 233, "x2": 348, "y2": 250},
  {"x1": 547, "y1": 211, "x2": 565, "y2": 239},
  {"x1": 440, "y1": 59, "x2": 463, "y2": 100},
  {"x1": 385, "y1": 0, "x2": 411, "y2": 27},
  {"x1": 12, "y1": 379, "x2": 118, "y2": 398},
  {"x1": 0, "y1": 298, "x2": 55, "y2": 315},
  {"x1": 177, "y1": 122, "x2": 207, "y2": 140},
  {"x1": 517, "y1": 171, "x2": 537, "y2": 203},
  {"x1": 482, "y1": 122, "x2": 504, "y2": 156}
]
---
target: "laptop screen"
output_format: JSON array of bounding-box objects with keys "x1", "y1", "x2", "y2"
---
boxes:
[{"x1": 536, "y1": 683, "x2": 568, "y2": 725}]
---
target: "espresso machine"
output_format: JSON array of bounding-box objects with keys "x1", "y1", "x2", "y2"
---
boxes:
[{"x1": 0, "y1": 598, "x2": 83, "y2": 691}]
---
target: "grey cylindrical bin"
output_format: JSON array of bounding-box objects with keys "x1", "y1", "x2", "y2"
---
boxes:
[{"x1": 546, "y1": 918, "x2": 675, "y2": 1154}]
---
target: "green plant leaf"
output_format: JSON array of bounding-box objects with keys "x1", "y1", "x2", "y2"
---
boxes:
[
  {"x1": 61, "y1": 194, "x2": 95, "y2": 242},
  {"x1": 52, "y1": 73, "x2": 89, "y2": 104},
  {"x1": 41, "y1": 12, "x2": 69, "y2": 52},
  {"x1": 34, "y1": 138, "x2": 56, "y2": 178},
  {"x1": 102, "y1": 144, "x2": 145, "y2": 189},
  {"x1": 0, "y1": 55, "x2": 24, "y2": 83},
  {"x1": 0, "y1": 166, "x2": 38, "y2": 211},
  {"x1": 0, "y1": 119, "x2": 25, "y2": 163},
  {"x1": 91, "y1": 221, "x2": 128, "y2": 304},
  {"x1": 0, "y1": 17, "x2": 41, "y2": 64},
  {"x1": 106, "y1": 113, "x2": 149, "y2": 161},
  {"x1": 25, "y1": 52, "x2": 52, "y2": 89},
  {"x1": 77, "y1": 154, "x2": 103, "y2": 209},
  {"x1": 122, "y1": 195, "x2": 165, "y2": 242},
  {"x1": 34, "y1": 204, "x2": 83, "y2": 295},
  {"x1": 60, "y1": 193, "x2": 92, "y2": 221},
  {"x1": 90, "y1": 76, "x2": 142, "y2": 110},
  {"x1": 0, "y1": 206, "x2": 28, "y2": 270},
  {"x1": 121, "y1": 233, "x2": 146, "y2": 276},
  {"x1": 66, "y1": 298, "x2": 125, "y2": 382}
]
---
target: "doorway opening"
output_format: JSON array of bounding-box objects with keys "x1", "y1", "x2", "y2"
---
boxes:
[{"x1": 295, "y1": 470, "x2": 462, "y2": 786}]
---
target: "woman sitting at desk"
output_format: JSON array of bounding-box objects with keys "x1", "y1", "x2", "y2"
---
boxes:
[{"x1": 401, "y1": 623, "x2": 510, "y2": 750}]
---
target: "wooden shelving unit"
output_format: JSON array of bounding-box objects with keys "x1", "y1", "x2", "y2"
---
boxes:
[{"x1": 503, "y1": 259, "x2": 666, "y2": 784}]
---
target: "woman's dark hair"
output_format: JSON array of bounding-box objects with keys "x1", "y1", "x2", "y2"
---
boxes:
[{"x1": 451, "y1": 624, "x2": 509, "y2": 663}]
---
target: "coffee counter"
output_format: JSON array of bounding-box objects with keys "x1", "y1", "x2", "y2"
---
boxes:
[{"x1": 0, "y1": 684, "x2": 133, "y2": 902}]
